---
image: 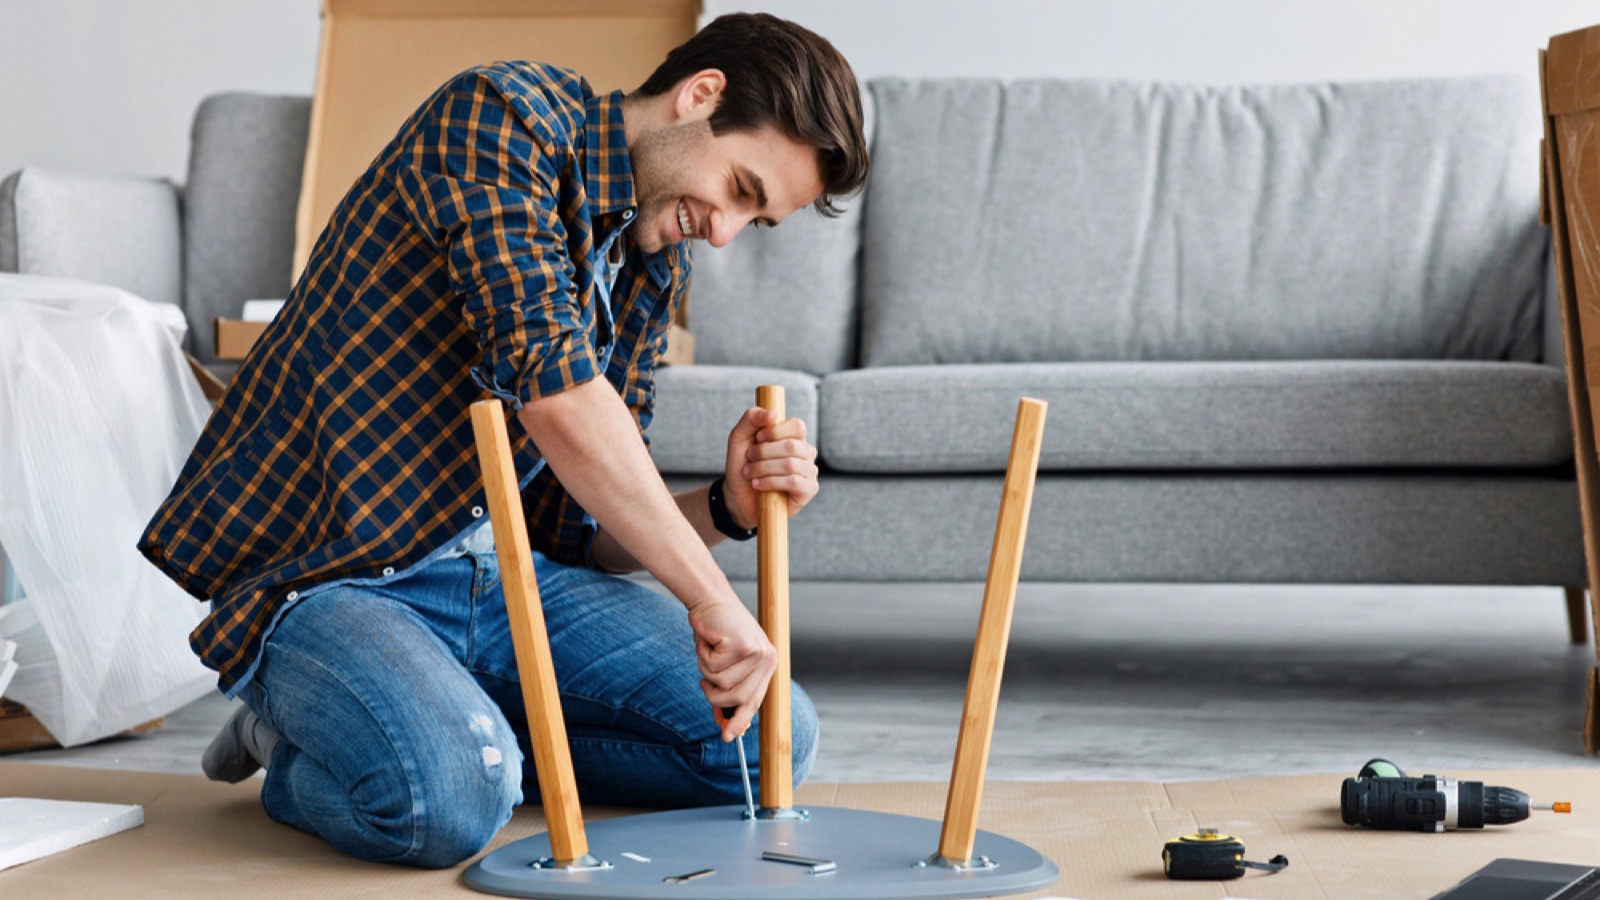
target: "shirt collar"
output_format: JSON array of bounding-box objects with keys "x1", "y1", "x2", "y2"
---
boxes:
[{"x1": 583, "y1": 91, "x2": 637, "y2": 219}]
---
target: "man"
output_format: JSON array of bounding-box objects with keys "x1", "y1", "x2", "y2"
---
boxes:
[{"x1": 138, "y1": 13, "x2": 868, "y2": 868}]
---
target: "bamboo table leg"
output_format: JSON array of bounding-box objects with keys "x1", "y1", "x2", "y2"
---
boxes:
[
  {"x1": 470, "y1": 400, "x2": 601, "y2": 868},
  {"x1": 754, "y1": 385, "x2": 805, "y2": 819},
  {"x1": 934, "y1": 398, "x2": 1048, "y2": 867}
]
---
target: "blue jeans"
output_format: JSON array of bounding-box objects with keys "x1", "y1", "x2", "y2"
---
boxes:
[{"x1": 240, "y1": 546, "x2": 818, "y2": 868}]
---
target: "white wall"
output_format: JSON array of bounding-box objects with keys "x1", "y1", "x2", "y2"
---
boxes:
[
  {"x1": 711, "y1": 1, "x2": 1598, "y2": 84},
  {"x1": 1, "y1": 1, "x2": 1596, "y2": 184},
  {"x1": 0, "y1": 0, "x2": 320, "y2": 182}
]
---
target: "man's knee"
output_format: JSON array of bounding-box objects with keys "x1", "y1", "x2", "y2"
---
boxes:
[{"x1": 354, "y1": 715, "x2": 524, "y2": 868}]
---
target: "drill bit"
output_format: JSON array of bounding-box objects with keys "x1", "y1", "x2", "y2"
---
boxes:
[
  {"x1": 722, "y1": 707, "x2": 756, "y2": 819},
  {"x1": 735, "y1": 733, "x2": 755, "y2": 818}
]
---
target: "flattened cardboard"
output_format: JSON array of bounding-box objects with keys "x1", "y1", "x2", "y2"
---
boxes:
[
  {"x1": 7, "y1": 762, "x2": 1600, "y2": 899},
  {"x1": 294, "y1": 0, "x2": 701, "y2": 281}
]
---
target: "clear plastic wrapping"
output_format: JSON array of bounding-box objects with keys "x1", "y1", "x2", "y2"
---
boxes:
[{"x1": 0, "y1": 274, "x2": 213, "y2": 746}]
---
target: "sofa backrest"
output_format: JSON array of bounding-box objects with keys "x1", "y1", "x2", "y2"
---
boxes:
[
  {"x1": 686, "y1": 202, "x2": 864, "y2": 374},
  {"x1": 859, "y1": 76, "x2": 1547, "y2": 366},
  {"x1": 184, "y1": 93, "x2": 311, "y2": 364}
]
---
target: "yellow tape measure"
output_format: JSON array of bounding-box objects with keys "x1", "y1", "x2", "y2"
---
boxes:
[{"x1": 1162, "y1": 828, "x2": 1288, "y2": 880}]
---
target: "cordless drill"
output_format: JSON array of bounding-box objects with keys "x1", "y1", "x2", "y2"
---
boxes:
[{"x1": 1340, "y1": 759, "x2": 1570, "y2": 832}]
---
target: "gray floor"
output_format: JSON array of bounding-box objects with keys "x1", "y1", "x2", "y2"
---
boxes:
[{"x1": 8, "y1": 581, "x2": 1597, "y2": 783}]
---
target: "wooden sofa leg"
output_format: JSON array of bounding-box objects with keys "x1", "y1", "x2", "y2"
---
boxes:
[{"x1": 1566, "y1": 587, "x2": 1589, "y2": 646}]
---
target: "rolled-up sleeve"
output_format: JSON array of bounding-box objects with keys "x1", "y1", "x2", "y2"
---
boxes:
[{"x1": 393, "y1": 72, "x2": 599, "y2": 409}]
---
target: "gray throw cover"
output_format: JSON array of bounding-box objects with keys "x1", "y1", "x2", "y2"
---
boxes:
[
  {"x1": 861, "y1": 76, "x2": 1546, "y2": 366},
  {"x1": 184, "y1": 93, "x2": 311, "y2": 364}
]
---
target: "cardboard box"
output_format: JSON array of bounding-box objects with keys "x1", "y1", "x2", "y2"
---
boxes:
[
  {"x1": 212, "y1": 318, "x2": 268, "y2": 362},
  {"x1": 662, "y1": 322, "x2": 694, "y2": 366},
  {"x1": 215, "y1": 317, "x2": 695, "y2": 368},
  {"x1": 0, "y1": 700, "x2": 164, "y2": 755},
  {"x1": 294, "y1": 0, "x2": 701, "y2": 282}
]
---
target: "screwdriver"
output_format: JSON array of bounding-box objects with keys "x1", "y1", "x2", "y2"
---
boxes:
[{"x1": 720, "y1": 707, "x2": 756, "y2": 819}]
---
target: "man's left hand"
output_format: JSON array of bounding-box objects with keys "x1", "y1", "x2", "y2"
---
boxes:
[{"x1": 722, "y1": 407, "x2": 819, "y2": 529}]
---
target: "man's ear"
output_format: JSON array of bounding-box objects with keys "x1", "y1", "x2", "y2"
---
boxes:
[{"x1": 673, "y1": 69, "x2": 727, "y2": 123}]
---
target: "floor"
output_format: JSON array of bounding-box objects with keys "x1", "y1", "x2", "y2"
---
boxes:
[{"x1": 8, "y1": 581, "x2": 1596, "y2": 783}]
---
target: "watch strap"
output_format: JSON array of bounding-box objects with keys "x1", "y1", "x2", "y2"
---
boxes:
[{"x1": 708, "y1": 475, "x2": 756, "y2": 542}]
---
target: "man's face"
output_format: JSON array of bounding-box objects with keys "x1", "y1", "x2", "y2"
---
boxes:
[{"x1": 628, "y1": 118, "x2": 824, "y2": 254}]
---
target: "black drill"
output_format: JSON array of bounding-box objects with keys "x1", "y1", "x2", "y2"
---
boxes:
[{"x1": 1340, "y1": 759, "x2": 1570, "y2": 832}]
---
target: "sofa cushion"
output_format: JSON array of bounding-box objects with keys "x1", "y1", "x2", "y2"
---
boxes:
[
  {"x1": 184, "y1": 93, "x2": 311, "y2": 364},
  {"x1": 860, "y1": 77, "x2": 1545, "y2": 367},
  {"x1": 649, "y1": 365, "x2": 820, "y2": 474},
  {"x1": 819, "y1": 361, "x2": 1571, "y2": 472},
  {"x1": 0, "y1": 169, "x2": 182, "y2": 310},
  {"x1": 673, "y1": 472, "x2": 1583, "y2": 584}
]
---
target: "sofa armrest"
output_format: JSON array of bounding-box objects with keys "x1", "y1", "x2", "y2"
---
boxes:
[{"x1": 0, "y1": 168, "x2": 183, "y2": 313}]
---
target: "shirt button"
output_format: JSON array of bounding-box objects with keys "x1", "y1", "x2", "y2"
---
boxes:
[
  {"x1": 472, "y1": 506, "x2": 484, "y2": 518},
  {"x1": 622, "y1": 209, "x2": 634, "y2": 220},
  {"x1": 382, "y1": 567, "x2": 395, "y2": 577},
  {"x1": 286, "y1": 590, "x2": 299, "y2": 601}
]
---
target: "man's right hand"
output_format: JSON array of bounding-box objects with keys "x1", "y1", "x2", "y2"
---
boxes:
[{"x1": 687, "y1": 596, "x2": 776, "y2": 742}]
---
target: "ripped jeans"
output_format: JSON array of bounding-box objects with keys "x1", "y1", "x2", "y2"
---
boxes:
[{"x1": 238, "y1": 547, "x2": 818, "y2": 868}]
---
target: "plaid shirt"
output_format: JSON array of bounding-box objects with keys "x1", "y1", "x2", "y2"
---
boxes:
[{"x1": 140, "y1": 62, "x2": 688, "y2": 696}]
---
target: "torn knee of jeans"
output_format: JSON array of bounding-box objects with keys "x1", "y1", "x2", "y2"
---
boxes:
[{"x1": 466, "y1": 713, "x2": 510, "y2": 769}]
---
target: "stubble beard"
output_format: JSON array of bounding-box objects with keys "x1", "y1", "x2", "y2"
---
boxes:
[{"x1": 628, "y1": 119, "x2": 713, "y2": 251}]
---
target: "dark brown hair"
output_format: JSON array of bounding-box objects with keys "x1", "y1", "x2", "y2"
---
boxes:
[{"x1": 636, "y1": 12, "x2": 868, "y2": 217}]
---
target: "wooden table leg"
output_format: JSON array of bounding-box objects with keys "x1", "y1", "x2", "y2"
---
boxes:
[
  {"x1": 755, "y1": 385, "x2": 797, "y2": 815},
  {"x1": 936, "y1": 398, "x2": 1048, "y2": 866},
  {"x1": 470, "y1": 400, "x2": 592, "y2": 865}
]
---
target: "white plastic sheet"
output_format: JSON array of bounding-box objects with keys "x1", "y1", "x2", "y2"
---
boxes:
[{"x1": 0, "y1": 274, "x2": 213, "y2": 746}]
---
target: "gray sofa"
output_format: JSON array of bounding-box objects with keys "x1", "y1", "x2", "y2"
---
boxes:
[{"x1": 1, "y1": 75, "x2": 1585, "y2": 607}]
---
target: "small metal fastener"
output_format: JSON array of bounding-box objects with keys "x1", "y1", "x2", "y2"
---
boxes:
[
  {"x1": 530, "y1": 854, "x2": 611, "y2": 872},
  {"x1": 472, "y1": 505, "x2": 484, "y2": 517},
  {"x1": 754, "y1": 806, "x2": 810, "y2": 821},
  {"x1": 762, "y1": 851, "x2": 837, "y2": 874},
  {"x1": 663, "y1": 868, "x2": 715, "y2": 883},
  {"x1": 915, "y1": 853, "x2": 997, "y2": 871},
  {"x1": 382, "y1": 566, "x2": 395, "y2": 576}
]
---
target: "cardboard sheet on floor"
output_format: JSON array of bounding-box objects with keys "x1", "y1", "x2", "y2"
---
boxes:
[{"x1": 5, "y1": 762, "x2": 1600, "y2": 898}]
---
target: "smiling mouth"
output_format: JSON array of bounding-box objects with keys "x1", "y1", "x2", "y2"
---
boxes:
[{"x1": 676, "y1": 200, "x2": 693, "y2": 241}]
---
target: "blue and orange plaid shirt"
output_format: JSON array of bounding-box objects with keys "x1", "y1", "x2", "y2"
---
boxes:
[{"x1": 139, "y1": 62, "x2": 689, "y2": 696}]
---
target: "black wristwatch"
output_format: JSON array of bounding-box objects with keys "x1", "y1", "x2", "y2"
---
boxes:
[{"x1": 707, "y1": 476, "x2": 757, "y2": 542}]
